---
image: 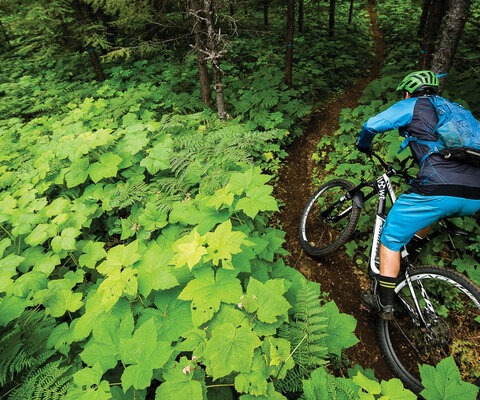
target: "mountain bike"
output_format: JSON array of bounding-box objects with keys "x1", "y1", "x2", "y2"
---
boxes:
[{"x1": 298, "y1": 151, "x2": 480, "y2": 394}]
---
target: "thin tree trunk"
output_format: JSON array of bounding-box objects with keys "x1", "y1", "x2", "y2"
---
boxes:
[
  {"x1": 285, "y1": 0, "x2": 295, "y2": 87},
  {"x1": 203, "y1": 0, "x2": 227, "y2": 119},
  {"x1": 189, "y1": 0, "x2": 215, "y2": 109},
  {"x1": 298, "y1": 0, "x2": 304, "y2": 33},
  {"x1": 263, "y1": 0, "x2": 269, "y2": 27},
  {"x1": 418, "y1": 0, "x2": 432, "y2": 38},
  {"x1": 432, "y1": 0, "x2": 471, "y2": 90},
  {"x1": 417, "y1": 0, "x2": 448, "y2": 69},
  {"x1": 328, "y1": 0, "x2": 335, "y2": 37},
  {"x1": 87, "y1": 48, "x2": 106, "y2": 82},
  {"x1": 348, "y1": 0, "x2": 354, "y2": 24}
]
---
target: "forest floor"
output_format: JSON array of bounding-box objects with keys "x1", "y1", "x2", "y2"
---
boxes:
[{"x1": 273, "y1": 4, "x2": 394, "y2": 380}]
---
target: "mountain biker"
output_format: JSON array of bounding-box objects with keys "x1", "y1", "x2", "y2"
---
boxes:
[{"x1": 356, "y1": 70, "x2": 480, "y2": 320}]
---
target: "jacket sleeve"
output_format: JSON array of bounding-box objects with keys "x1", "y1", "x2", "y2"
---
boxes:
[{"x1": 357, "y1": 98, "x2": 417, "y2": 148}]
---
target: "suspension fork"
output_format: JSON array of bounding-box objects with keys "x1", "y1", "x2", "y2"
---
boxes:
[{"x1": 399, "y1": 267, "x2": 437, "y2": 328}]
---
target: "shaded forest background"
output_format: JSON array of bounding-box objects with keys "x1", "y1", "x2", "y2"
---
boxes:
[{"x1": 1, "y1": 0, "x2": 480, "y2": 399}]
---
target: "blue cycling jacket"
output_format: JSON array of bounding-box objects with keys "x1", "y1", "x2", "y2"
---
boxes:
[{"x1": 357, "y1": 96, "x2": 480, "y2": 199}]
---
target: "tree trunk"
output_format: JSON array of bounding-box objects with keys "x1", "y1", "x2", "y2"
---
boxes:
[
  {"x1": 298, "y1": 0, "x2": 304, "y2": 33},
  {"x1": 348, "y1": 0, "x2": 354, "y2": 24},
  {"x1": 263, "y1": 0, "x2": 269, "y2": 27},
  {"x1": 431, "y1": 0, "x2": 471, "y2": 89},
  {"x1": 417, "y1": 0, "x2": 448, "y2": 69},
  {"x1": 205, "y1": 0, "x2": 227, "y2": 119},
  {"x1": 328, "y1": 0, "x2": 336, "y2": 37},
  {"x1": 191, "y1": 2, "x2": 214, "y2": 108},
  {"x1": 285, "y1": 0, "x2": 295, "y2": 87},
  {"x1": 87, "y1": 48, "x2": 106, "y2": 82},
  {"x1": 190, "y1": 0, "x2": 227, "y2": 118}
]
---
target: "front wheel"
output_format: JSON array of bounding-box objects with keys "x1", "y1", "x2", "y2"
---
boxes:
[
  {"x1": 298, "y1": 179, "x2": 360, "y2": 257},
  {"x1": 377, "y1": 266, "x2": 480, "y2": 394}
]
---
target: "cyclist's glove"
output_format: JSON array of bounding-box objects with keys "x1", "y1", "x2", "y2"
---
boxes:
[{"x1": 356, "y1": 142, "x2": 372, "y2": 155}]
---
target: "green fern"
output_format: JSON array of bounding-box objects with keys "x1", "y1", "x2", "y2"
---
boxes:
[
  {"x1": 0, "y1": 310, "x2": 76, "y2": 400},
  {"x1": 300, "y1": 367, "x2": 358, "y2": 400},
  {"x1": 276, "y1": 281, "x2": 329, "y2": 393},
  {"x1": 8, "y1": 359, "x2": 74, "y2": 400}
]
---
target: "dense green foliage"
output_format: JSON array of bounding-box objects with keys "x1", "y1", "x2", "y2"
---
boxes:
[{"x1": 1, "y1": 0, "x2": 479, "y2": 399}]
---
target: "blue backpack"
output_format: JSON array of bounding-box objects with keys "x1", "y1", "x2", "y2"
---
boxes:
[{"x1": 399, "y1": 96, "x2": 480, "y2": 167}]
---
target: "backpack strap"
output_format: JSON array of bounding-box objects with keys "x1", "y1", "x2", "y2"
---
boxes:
[{"x1": 397, "y1": 96, "x2": 447, "y2": 166}]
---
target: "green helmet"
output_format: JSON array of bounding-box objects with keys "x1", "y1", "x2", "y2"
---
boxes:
[{"x1": 396, "y1": 70, "x2": 439, "y2": 94}]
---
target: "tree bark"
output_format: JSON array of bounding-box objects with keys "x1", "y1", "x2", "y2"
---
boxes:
[
  {"x1": 87, "y1": 48, "x2": 106, "y2": 82},
  {"x1": 191, "y1": 2, "x2": 214, "y2": 108},
  {"x1": 263, "y1": 0, "x2": 269, "y2": 27},
  {"x1": 431, "y1": 0, "x2": 471, "y2": 88},
  {"x1": 417, "y1": 0, "x2": 448, "y2": 69},
  {"x1": 328, "y1": 0, "x2": 336, "y2": 37},
  {"x1": 348, "y1": 0, "x2": 354, "y2": 25},
  {"x1": 285, "y1": 0, "x2": 295, "y2": 87},
  {"x1": 298, "y1": 0, "x2": 304, "y2": 33}
]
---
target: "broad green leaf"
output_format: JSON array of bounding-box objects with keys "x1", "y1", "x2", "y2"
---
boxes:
[
  {"x1": 97, "y1": 241, "x2": 141, "y2": 275},
  {"x1": 79, "y1": 241, "x2": 107, "y2": 268},
  {"x1": 169, "y1": 200, "x2": 230, "y2": 234},
  {"x1": 206, "y1": 184, "x2": 234, "y2": 210},
  {"x1": 0, "y1": 254, "x2": 24, "y2": 292},
  {"x1": 205, "y1": 219, "x2": 249, "y2": 268},
  {"x1": 228, "y1": 166, "x2": 272, "y2": 195},
  {"x1": 380, "y1": 378, "x2": 416, "y2": 399},
  {"x1": 301, "y1": 367, "x2": 329, "y2": 400},
  {"x1": 35, "y1": 279, "x2": 84, "y2": 317},
  {"x1": 140, "y1": 135, "x2": 173, "y2": 174},
  {"x1": 51, "y1": 227, "x2": 81, "y2": 253},
  {"x1": 65, "y1": 158, "x2": 90, "y2": 188},
  {"x1": 137, "y1": 288, "x2": 194, "y2": 343},
  {"x1": 235, "y1": 184, "x2": 278, "y2": 218},
  {"x1": 178, "y1": 268, "x2": 243, "y2": 327},
  {"x1": 80, "y1": 299, "x2": 135, "y2": 371},
  {"x1": 119, "y1": 131, "x2": 150, "y2": 155},
  {"x1": 10, "y1": 271, "x2": 48, "y2": 297},
  {"x1": 321, "y1": 301, "x2": 359, "y2": 356},
  {"x1": 239, "y1": 382, "x2": 287, "y2": 400},
  {"x1": 419, "y1": 356, "x2": 479, "y2": 400},
  {"x1": 171, "y1": 229, "x2": 207, "y2": 271},
  {"x1": 0, "y1": 238, "x2": 11, "y2": 258},
  {"x1": 32, "y1": 251, "x2": 61, "y2": 276},
  {"x1": 261, "y1": 337, "x2": 294, "y2": 379},
  {"x1": 24, "y1": 223, "x2": 58, "y2": 246},
  {"x1": 234, "y1": 351, "x2": 268, "y2": 396},
  {"x1": 0, "y1": 295, "x2": 31, "y2": 326},
  {"x1": 135, "y1": 241, "x2": 179, "y2": 297},
  {"x1": 155, "y1": 357, "x2": 205, "y2": 400},
  {"x1": 70, "y1": 366, "x2": 112, "y2": 400},
  {"x1": 89, "y1": 152, "x2": 123, "y2": 183},
  {"x1": 97, "y1": 267, "x2": 137, "y2": 311},
  {"x1": 243, "y1": 278, "x2": 291, "y2": 323},
  {"x1": 119, "y1": 318, "x2": 174, "y2": 390},
  {"x1": 353, "y1": 372, "x2": 381, "y2": 395},
  {"x1": 137, "y1": 201, "x2": 168, "y2": 232},
  {"x1": 203, "y1": 322, "x2": 262, "y2": 380}
]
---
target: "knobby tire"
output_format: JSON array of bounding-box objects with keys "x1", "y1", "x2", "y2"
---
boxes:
[
  {"x1": 377, "y1": 266, "x2": 480, "y2": 394},
  {"x1": 298, "y1": 179, "x2": 360, "y2": 257}
]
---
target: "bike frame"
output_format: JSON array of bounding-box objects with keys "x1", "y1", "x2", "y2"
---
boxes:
[{"x1": 358, "y1": 157, "x2": 438, "y2": 328}]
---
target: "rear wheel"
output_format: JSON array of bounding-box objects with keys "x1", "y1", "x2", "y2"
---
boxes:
[
  {"x1": 298, "y1": 179, "x2": 360, "y2": 257},
  {"x1": 377, "y1": 266, "x2": 480, "y2": 394}
]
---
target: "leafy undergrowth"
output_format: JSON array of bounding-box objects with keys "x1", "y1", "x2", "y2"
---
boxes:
[{"x1": 1, "y1": 1, "x2": 478, "y2": 399}]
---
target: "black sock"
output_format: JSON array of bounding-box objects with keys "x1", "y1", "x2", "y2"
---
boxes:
[{"x1": 377, "y1": 275, "x2": 396, "y2": 307}]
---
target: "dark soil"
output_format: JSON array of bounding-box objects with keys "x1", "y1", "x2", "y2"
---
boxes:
[{"x1": 273, "y1": 4, "x2": 394, "y2": 380}]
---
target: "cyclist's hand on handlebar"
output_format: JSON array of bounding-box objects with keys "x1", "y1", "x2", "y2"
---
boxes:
[{"x1": 356, "y1": 142, "x2": 372, "y2": 155}]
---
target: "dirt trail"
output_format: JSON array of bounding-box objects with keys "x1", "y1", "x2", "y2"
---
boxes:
[{"x1": 274, "y1": 3, "x2": 394, "y2": 380}]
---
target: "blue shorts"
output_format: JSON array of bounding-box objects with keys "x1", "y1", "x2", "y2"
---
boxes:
[{"x1": 380, "y1": 192, "x2": 480, "y2": 251}]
